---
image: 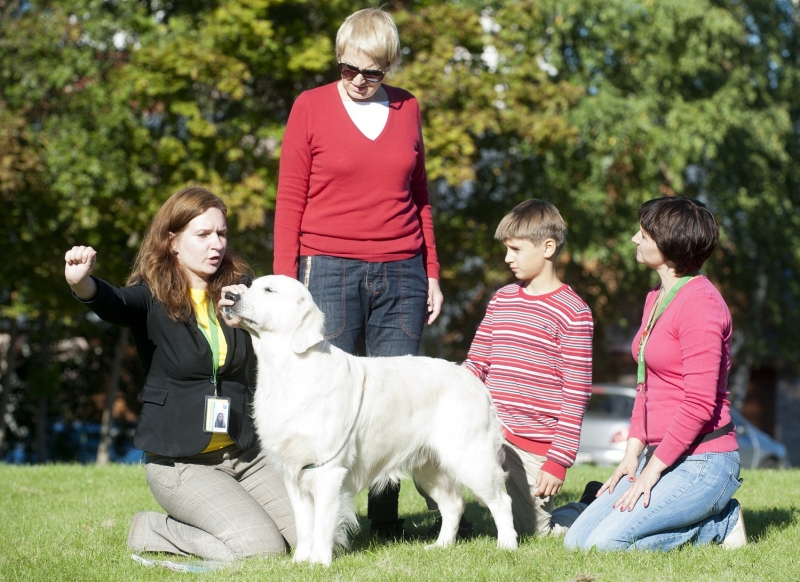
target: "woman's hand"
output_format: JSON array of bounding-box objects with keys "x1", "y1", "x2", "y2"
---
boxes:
[
  {"x1": 426, "y1": 278, "x2": 443, "y2": 325},
  {"x1": 612, "y1": 455, "x2": 668, "y2": 512},
  {"x1": 597, "y1": 438, "x2": 645, "y2": 497},
  {"x1": 218, "y1": 284, "x2": 248, "y2": 327},
  {"x1": 64, "y1": 246, "x2": 98, "y2": 300}
]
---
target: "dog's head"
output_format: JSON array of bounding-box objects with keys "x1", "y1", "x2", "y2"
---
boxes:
[{"x1": 224, "y1": 275, "x2": 325, "y2": 353}]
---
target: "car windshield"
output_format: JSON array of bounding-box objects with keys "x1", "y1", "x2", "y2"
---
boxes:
[{"x1": 586, "y1": 393, "x2": 635, "y2": 418}]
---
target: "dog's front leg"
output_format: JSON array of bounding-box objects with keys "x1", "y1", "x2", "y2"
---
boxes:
[
  {"x1": 308, "y1": 466, "x2": 349, "y2": 566},
  {"x1": 283, "y1": 474, "x2": 315, "y2": 563}
]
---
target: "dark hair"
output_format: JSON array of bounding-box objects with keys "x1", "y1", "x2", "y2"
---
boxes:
[
  {"x1": 126, "y1": 186, "x2": 252, "y2": 322},
  {"x1": 495, "y1": 199, "x2": 567, "y2": 254},
  {"x1": 638, "y1": 197, "x2": 719, "y2": 275}
]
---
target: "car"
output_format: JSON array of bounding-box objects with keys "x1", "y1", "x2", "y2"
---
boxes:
[
  {"x1": 575, "y1": 384, "x2": 788, "y2": 469},
  {"x1": 729, "y1": 407, "x2": 788, "y2": 469}
]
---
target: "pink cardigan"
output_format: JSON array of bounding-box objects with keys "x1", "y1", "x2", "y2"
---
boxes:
[{"x1": 630, "y1": 276, "x2": 737, "y2": 466}]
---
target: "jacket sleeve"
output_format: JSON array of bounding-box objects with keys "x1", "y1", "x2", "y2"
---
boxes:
[{"x1": 75, "y1": 277, "x2": 151, "y2": 328}]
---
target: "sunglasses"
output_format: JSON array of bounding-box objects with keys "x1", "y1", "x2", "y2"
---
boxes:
[{"x1": 337, "y1": 62, "x2": 386, "y2": 83}]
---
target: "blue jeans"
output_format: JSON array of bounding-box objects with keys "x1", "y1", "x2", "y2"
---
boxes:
[
  {"x1": 298, "y1": 254, "x2": 428, "y2": 357},
  {"x1": 564, "y1": 451, "x2": 743, "y2": 551},
  {"x1": 298, "y1": 254, "x2": 428, "y2": 523}
]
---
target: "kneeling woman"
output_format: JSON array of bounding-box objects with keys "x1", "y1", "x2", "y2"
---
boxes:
[
  {"x1": 64, "y1": 186, "x2": 296, "y2": 561},
  {"x1": 565, "y1": 197, "x2": 746, "y2": 551}
]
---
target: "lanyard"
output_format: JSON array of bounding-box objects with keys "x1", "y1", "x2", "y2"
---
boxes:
[
  {"x1": 196, "y1": 299, "x2": 220, "y2": 393},
  {"x1": 636, "y1": 275, "x2": 697, "y2": 386}
]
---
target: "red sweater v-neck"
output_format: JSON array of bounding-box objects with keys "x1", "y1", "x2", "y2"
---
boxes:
[{"x1": 273, "y1": 82, "x2": 439, "y2": 278}]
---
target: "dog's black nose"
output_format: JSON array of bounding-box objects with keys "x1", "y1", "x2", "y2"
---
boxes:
[{"x1": 225, "y1": 292, "x2": 240, "y2": 302}]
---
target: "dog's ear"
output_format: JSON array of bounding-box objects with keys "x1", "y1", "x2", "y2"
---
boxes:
[{"x1": 291, "y1": 298, "x2": 325, "y2": 353}]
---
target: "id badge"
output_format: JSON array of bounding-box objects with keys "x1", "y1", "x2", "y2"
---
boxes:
[{"x1": 204, "y1": 395, "x2": 231, "y2": 434}]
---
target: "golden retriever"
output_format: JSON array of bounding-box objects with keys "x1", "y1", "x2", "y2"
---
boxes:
[{"x1": 224, "y1": 275, "x2": 517, "y2": 565}]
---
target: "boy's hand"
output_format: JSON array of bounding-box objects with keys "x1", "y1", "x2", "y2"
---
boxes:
[{"x1": 535, "y1": 471, "x2": 564, "y2": 497}]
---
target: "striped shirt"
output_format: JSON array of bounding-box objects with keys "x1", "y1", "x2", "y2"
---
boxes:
[{"x1": 464, "y1": 283, "x2": 593, "y2": 478}]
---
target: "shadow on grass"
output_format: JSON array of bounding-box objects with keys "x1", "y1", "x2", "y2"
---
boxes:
[
  {"x1": 745, "y1": 507, "x2": 798, "y2": 541},
  {"x1": 348, "y1": 499, "x2": 509, "y2": 552}
]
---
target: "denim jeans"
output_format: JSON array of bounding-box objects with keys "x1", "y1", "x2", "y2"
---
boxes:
[
  {"x1": 564, "y1": 451, "x2": 743, "y2": 551},
  {"x1": 298, "y1": 254, "x2": 428, "y2": 357},
  {"x1": 298, "y1": 254, "x2": 428, "y2": 523}
]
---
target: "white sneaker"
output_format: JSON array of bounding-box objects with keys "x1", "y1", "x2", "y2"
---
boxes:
[{"x1": 721, "y1": 506, "x2": 747, "y2": 549}]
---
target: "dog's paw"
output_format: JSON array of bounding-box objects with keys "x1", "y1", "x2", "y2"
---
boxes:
[
  {"x1": 309, "y1": 550, "x2": 333, "y2": 567},
  {"x1": 292, "y1": 544, "x2": 313, "y2": 563},
  {"x1": 497, "y1": 534, "x2": 518, "y2": 550},
  {"x1": 423, "y1": 539, "x2": 454, "y2": 550}
]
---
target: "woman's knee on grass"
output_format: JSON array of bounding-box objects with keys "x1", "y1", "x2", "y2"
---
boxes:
[{"x1": 223, "y1": 517, "x2": 290, "y2": 559}]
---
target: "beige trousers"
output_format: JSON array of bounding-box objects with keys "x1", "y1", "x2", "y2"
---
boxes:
[
  {"x1": 503, "y1": 442, "x2": 586, "y2": 536},
  {"x1": 127, "y1": 445, "x2": 296, "y2": 561}
]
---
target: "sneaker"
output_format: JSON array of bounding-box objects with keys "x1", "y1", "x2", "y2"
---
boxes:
[
  {"x1": 579, "y1": 481, "x2": 604, "y2": 506},
  {"x1": 421, "y1": 516, "x2": 475, "y2": 540},
  {"x1": 371, "y1": 518, "x2": 408, "y2": 542},
  {"x1": 721, "y1": 505, "x2": 747, "y2": 549}
]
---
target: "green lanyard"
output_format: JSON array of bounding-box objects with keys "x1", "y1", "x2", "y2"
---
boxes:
[
  {"x1": 636, "y1": 275, "x2": 697, "y2": 386},
  {"x1": 197, "y1": 299, "x2": 220, "y2": 391}
]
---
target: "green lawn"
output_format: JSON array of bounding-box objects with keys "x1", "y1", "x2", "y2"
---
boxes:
[{"x1": 1, "y1": 463, "x2": 797, "y2": 581}]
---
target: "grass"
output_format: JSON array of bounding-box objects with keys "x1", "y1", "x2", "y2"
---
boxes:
[{"x1": 0, "y1": 464, "x2": 798, "y2": 582}]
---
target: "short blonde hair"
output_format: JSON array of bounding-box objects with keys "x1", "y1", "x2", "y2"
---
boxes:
[
  {"x1": 335, "y1": 8, "x2": 401, "y2": 71},
  {"x1": 495, "y1": 199, "x2": 567, "y2": 253}
]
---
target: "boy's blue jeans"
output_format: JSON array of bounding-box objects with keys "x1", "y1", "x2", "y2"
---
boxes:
[
  {"x1": 298, "y1": 254, "x2": 428, "y2": 523},
  {"x1": 564, "y1": 451, "x2": 743, "y2": 551}
]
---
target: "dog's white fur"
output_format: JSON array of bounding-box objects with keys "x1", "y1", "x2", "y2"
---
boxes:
[{"x1": 227, "y1": 275, "x2": 517, "y2": 565}]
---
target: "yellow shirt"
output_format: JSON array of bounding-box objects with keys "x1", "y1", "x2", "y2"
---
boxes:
[{"x1": 191, "y1": 289, "x2": 234, "y2": 452}]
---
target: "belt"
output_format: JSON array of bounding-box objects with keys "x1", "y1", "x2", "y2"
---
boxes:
[
  {"x1": 645, "y1": 421, "x2": 735, "y2": 463},
  {"x1": 692, "y1": 421, "x2": 735, "y2": 447}
]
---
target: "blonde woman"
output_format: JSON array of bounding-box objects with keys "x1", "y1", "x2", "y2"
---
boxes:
[{"x1": 274, "y1": 7, "x2": 444, "y2": 540}]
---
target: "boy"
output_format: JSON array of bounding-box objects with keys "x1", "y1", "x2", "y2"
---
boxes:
[{"x1": 464, "y1": 199, "x2": 594, "y2": 536}]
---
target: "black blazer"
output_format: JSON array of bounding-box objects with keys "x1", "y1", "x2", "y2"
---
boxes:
[{"x1": 79, "y1": 278, "x2": 256, "y2": 457}]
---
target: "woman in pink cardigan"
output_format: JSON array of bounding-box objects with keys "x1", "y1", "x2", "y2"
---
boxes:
[{"x1": 565, "y1": 197, "x2": 746, "y2": 551}]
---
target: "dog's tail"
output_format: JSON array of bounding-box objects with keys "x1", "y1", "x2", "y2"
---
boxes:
[
  {"x1": 488, "y1": 401, "x2": 510, "y2": 495},
  {"x1": 334, "y1": 493, "x2": 359, "y2": 552}
]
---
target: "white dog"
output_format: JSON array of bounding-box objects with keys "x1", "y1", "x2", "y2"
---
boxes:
[{"x1": 224, "y1": 275, "x2": 517, "y2": 565}]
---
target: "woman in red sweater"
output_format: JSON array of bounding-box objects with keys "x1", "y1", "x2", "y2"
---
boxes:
[
  {"x1": 273, "y1": 8, "x2": 442, "y2": 540},
  {"x1": 565, "y1": 197, "x2": 747, "y2": 551}
]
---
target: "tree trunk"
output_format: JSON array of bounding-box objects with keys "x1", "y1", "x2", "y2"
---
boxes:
[
  {"x1": 728, "y1": 348, "x2": 753, "y2": 412},
  {"x1": 0, "y1": 318, "x2": 20, "y2": 454},
  {"x1": 728, "y1": 267, "x2": 768, "y2": 411},
  {"x1": 96, "y1": 327, "x2": 128, "y2": 465},
  {"x1": 36, "y1": 395, "x2": 48, "y2": 464}
]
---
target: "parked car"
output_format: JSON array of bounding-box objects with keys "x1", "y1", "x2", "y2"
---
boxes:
[
  {"x1": 729, "y1": 407, "x2": 788, "y2": 469},
  {"x1": 576, "y1": 385, "x2": 788, "y2": 469}
]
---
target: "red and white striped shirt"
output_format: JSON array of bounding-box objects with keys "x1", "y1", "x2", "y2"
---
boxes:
[{"x1": 464, "y1": 283, "x2": 593, "y2": 479}]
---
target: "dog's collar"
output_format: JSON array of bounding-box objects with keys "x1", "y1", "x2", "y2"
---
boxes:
[{"x1": 302, "y1": 376, "x2": 365, "y2": 471}]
